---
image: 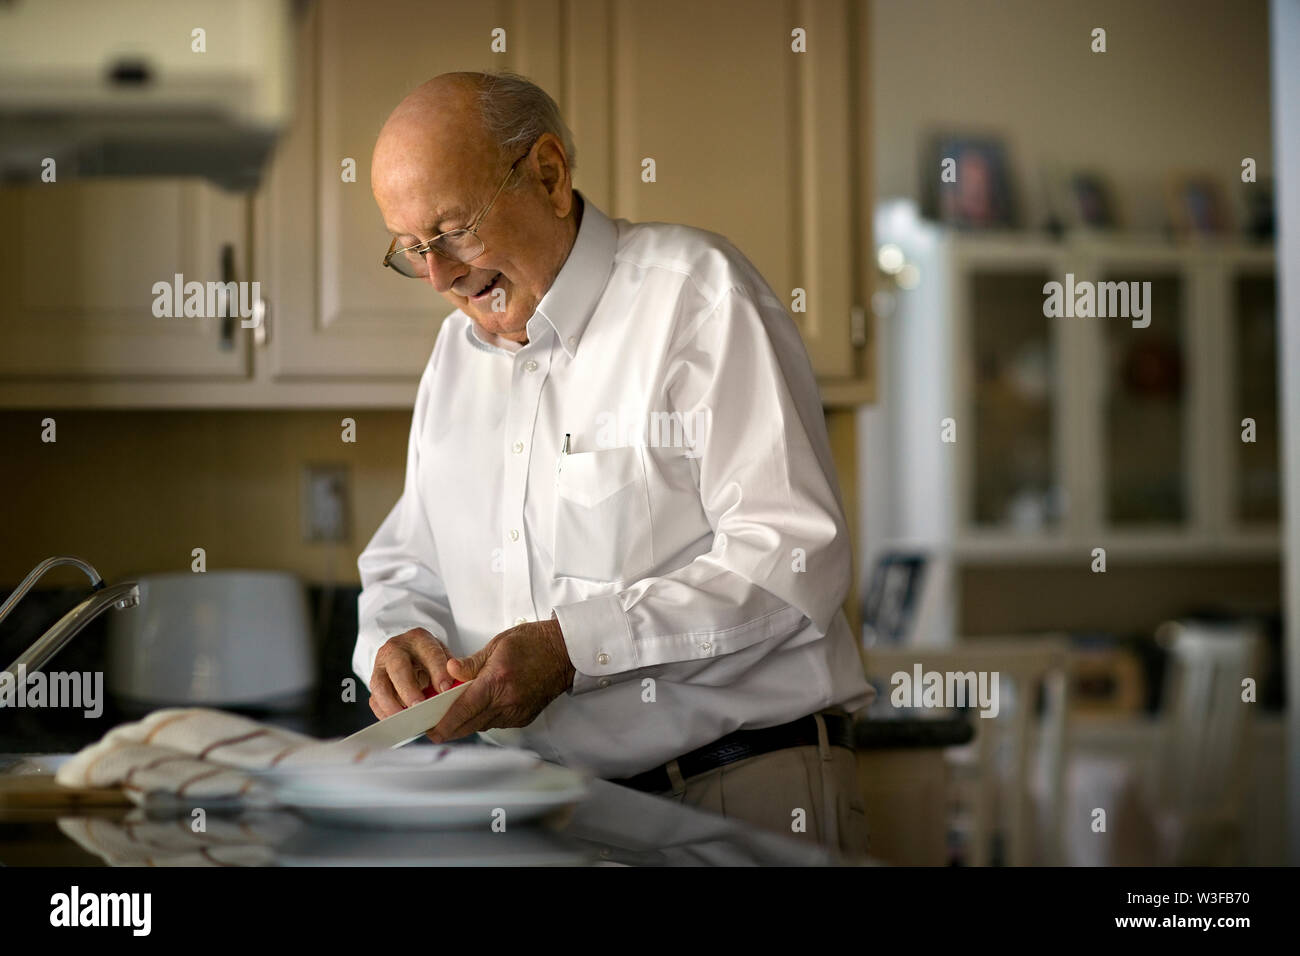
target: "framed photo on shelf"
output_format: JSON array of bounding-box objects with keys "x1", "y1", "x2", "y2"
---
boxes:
[
  {"x1": 1040, "y1": 165, "x2": 1119, "y2": 233},
  {"x1": 1240, "y1": 176, "x2": 1275, "y2": 240},
  {"x1": 1165, "y1": 174, "x2": 1231, "y2": 236},
  {"x1": 920, "y1": 132, "x2": 1017, "y2": 229},
  {"x1": 1066, "y1": 172, "x2": 1117, "y2": 228},
  {"x1": 862, "y1": 551, "x2": 929, "y2": 646}
]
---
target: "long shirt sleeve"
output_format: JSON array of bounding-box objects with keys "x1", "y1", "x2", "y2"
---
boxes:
[
  {"x1": 352, "y1": 353, "x2": 458, "y2": 686},
  {"x1": 553, "y1": 283, "x2": 851, "y2": 694}
]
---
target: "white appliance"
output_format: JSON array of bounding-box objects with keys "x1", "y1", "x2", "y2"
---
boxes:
[
  {"x1": 0, "y1": 0, "x2": 294, "y2": 190},
  {"x1": 107, "y1": 570, "x2": 315, "y2": 711}
]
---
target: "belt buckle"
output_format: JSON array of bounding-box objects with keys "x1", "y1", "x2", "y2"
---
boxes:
[{"x1": 711, "y1": 740, "x2": 750, "y2": 763}]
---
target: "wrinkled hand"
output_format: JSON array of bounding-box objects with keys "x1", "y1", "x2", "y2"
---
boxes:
[
  {"x1": 425, "y1": 618, "x2": 576, "y2": 743},
  {"x1": 368, "y1": 627, "x2": 458, "y2": 720}
]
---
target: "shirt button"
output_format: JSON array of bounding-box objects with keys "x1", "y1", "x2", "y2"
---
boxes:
[
  {"x1": 509, "y1": 529, "x2": 520, "y2": 542},
  {"x1": 512, "y1": 441, "x2": 524, "y2": 454},
  {"x1": 700, "y1": 642, "x2": 712, "y2": 651},
  {"x1": 567, "y1": 336, "x2": 576, "y2": 348},
  {"x1": 596, "y1": 653, "x2": 610, "y2": 666},
  {"x1": 514, "y1": 617, "x2": 527, "y2": 626},
  {"x1": 524, "y1": 360, "x2": 538, "y2": 372},
  {"x1": 598, "y1": 678, "x2": 611, "y2": 688}
]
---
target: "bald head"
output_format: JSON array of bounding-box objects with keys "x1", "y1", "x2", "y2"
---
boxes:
[
  {"x1": 371, "y1": 71, "x2": 582, "y2": 345},
  {"x1": 371, "y1": 73, "x2": 502, "y2": 220}
]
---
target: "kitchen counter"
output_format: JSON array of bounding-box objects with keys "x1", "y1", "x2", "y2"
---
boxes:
[
  {"x1": 2, "y1": 587, "x2": 955, "y2": 866},
  {"x1": 0, "y1": 711, "x2": 966, "y2": 867},
  {"x1": 0, "y1": 756, "x2": 859, "y2": 867}
]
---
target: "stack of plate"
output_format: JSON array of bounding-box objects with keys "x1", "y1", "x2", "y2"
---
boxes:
[{"x1": 257, "y1": 745, "x2": 588, "y2": 829}]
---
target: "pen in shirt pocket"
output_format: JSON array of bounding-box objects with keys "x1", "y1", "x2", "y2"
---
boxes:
[{"x1": 557, "y1": 432, "x2": 571, "y2": 475}]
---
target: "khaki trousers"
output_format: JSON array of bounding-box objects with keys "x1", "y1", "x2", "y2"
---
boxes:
[{"x1": 664, "y1": 710, "x2": 871, "y2": 860}]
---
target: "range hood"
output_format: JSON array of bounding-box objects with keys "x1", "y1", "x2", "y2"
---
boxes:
[{"x1": 0, "y1": 0, "x2": 294, "y2": 191}]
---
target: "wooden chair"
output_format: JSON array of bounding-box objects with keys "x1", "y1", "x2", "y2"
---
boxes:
[
  {"x1": 1150, "y1": 619, "x2": 1261, "y2": 865},
  {"x1": 861, "y1": 636, "x2": 1071, "y2": 866}
]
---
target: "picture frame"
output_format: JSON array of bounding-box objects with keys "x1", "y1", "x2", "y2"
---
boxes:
[
  {"x1": 920, "y1": 132, "x2": 1017, "y2": 229},
  {"x1": 1165, "y1": 174, "x2": 1231, "y2": 236},
  {"x1": 1240, "y1": 176, "x2": 1275, "y2": 241},
  {"x1": 861, "y1": 551, "x2": 929, "y2": 646},
  {"x1": 1066, "y1": 172, "x2": 1117, "y2": 228}
]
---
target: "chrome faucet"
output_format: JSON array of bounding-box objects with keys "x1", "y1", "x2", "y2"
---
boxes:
[{"x1": 0, "y1": 556, "x2": 139, "y2": 677}]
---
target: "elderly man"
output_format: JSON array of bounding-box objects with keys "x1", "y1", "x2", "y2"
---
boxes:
[{"x1": 354, "y1": 71, "x2": 874, "y2": 855}]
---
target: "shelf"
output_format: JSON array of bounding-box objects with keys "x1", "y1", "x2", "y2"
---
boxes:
[{"x1": 948, "y1": 534, "x2": 1280, "y2": 564}]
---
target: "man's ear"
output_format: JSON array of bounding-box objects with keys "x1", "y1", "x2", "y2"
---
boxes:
[{"x1": 533, "y1": 133, "x2": 573, "y2": 217}]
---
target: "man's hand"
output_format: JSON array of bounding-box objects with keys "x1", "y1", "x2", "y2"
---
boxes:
[
  {"x1": 368, "y1": 627, "x2": 457, "y2": 720},
  {"x1": 425, "y1": 618, "x2": 577, "y2": 743}
]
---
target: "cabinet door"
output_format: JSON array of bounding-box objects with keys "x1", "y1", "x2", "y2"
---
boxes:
[
  {"x1": 0, "y1": 180, "x2": 248, "y2": 378},
  {"x1": 1230, "y1": 268, "x2": 1280, "y2": 525},
  {"x1": 1098, "y1": 268, "x2": 1192, "y2": 527},
  {"x1": 568, "y1": 0, "x2": 857, "y2": 378},
  {"x1": 962, "y1": 267, "x2": 1064, "y2": 534},
  {"x1": 261, "y1": 0, "x2": 563, "y2": 378}
]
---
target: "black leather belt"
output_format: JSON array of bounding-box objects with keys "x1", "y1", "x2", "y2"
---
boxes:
[{"x1": 609, "y1": 712, "x2": 855, "y2": 794}]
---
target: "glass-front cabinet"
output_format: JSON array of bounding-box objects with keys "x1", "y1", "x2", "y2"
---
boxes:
[
  {"x1": 967, "y1": 269, "x2": 1063, "y2": 532},
  {"x1": 1230, "y1": 267, "x2": 1280, "y2": 527},
  {"x1": 1098, "y1": 266, "x2": 1191, "y2": 529},
  {"x1": 917, "y1": 228, "x2": 1280, "y2": 557},
  {"x1": 870, "y1": 202, "x2": 1278, "y2": 646}
]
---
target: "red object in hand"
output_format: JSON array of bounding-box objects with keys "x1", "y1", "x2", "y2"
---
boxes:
[{"x1": 422, "y1": 678, "x2": 464, "y2": 699}]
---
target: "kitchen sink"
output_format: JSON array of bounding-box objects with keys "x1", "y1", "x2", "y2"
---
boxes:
[{"x1": 0, "y1": 754, "x2": 73, "y2": 776}]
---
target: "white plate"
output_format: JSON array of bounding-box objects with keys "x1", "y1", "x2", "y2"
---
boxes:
[
  {"x1": 276, "y1": 764, "x2": 589, "y2": 830},
  {"x1": 343, "y1": 679, "x2": 475, "y2": 749},
  {"x1": 259, "y1": 745, "x2": 541, "y2": 796}
]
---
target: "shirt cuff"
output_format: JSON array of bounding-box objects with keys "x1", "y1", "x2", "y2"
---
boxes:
[{"x1": 552, "y1": 593, "x2": 637, "y2": 695}]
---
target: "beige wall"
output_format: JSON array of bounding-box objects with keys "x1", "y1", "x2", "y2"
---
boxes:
[
  {"x1": 0, "y1": 410, "x2": 410, "y2": 587},
  {"x1": 871, "y1": 0, "x2": 1274, "y2": 229}
]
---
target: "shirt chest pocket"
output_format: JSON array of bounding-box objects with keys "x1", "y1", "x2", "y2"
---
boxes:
[{"x1": 553, "y1": 446, "x2": 654, "y2": 583}]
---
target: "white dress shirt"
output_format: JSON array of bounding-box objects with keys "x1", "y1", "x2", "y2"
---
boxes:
[{"x1": 354, "y1": 192, "x2": 874, "y2": 778}]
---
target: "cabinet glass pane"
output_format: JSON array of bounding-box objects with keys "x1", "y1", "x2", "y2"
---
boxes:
[
  {"x1": 970, "y1": 271, "x2": 1061, "y2": 531},
  {"x1": 1103, "y1": 272, "x2": 1185, "y2": 524},
  {"x1": 1235, "y1": 273, "x2": 1279, "y2": 523}
]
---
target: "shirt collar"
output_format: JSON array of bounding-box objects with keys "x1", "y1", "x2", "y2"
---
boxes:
[{"x1": 463, "y1": 191, "x2": 616, "y2": 359}]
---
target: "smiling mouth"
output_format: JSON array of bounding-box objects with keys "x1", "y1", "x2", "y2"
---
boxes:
[{"x1": 469, "y1": 272, "x2": 503, "y2": 300}]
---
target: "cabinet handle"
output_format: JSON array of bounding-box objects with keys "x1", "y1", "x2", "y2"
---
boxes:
[
  {"x1": 219, "y1": 243, "x2": 237, "y2": 351},
  {"x1": 850, "y1": 305, "x2": 868, "y2": 348},
  {"x1": 250, "y1": 295, "x2": 269, "y2": 348}
]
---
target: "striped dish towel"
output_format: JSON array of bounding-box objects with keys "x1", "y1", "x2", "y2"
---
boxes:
[{"x1": 55, "y1": 708, "x2": 409, "y2": 806}]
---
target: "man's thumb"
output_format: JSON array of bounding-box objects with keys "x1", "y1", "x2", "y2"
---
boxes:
[{"x1": 448, "y1": 653, "x2": 482, "y2": 679}]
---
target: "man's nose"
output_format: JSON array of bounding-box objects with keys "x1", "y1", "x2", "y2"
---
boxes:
[{"x1": 424, "y1": 252, "x2": 468, "y2": 293}]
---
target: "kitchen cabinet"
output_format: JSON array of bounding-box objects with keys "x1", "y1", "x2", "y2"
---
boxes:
[
  {"x1": 262, "y1": 0, "x2": 873, "y2": 395},
  {"x1": 260, "y1": 0, "x2": 565, "y2": 380},
  {"x1": 565, "y1": 0, "x2": 867, "y2": 386},
  {"x1": 870, "y1": 198, "x2": 1280, "y2": 643},
  {"x1": 1224, "y1": 257, "x2": 1281, "y2": 535},
  {"x1": 0, "y1": 179, "x2": 248, "y2": 379},
  {"x1": 0, "y1": 0, "x2": 875, "y2": 407}
]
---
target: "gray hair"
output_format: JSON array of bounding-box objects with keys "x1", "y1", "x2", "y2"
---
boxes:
[{"x1": 476, "y1": 71, "x2": 576, "y2": 175}]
